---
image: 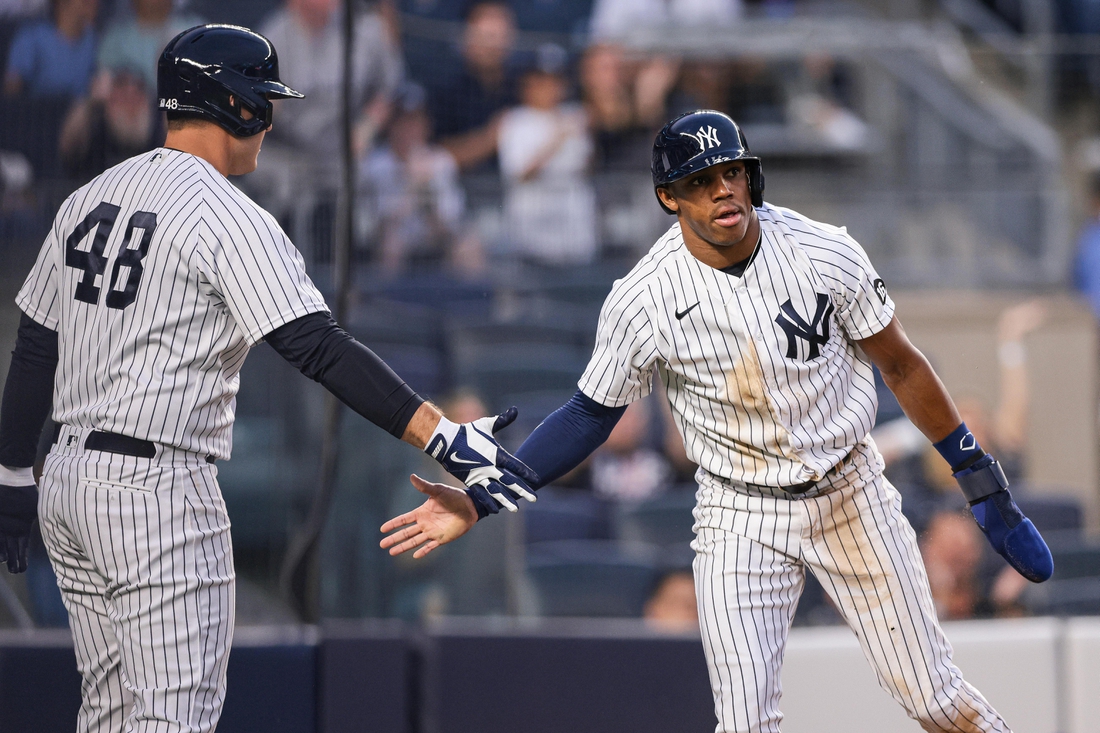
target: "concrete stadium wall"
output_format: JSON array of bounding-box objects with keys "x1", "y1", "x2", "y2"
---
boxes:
[
  {"x1": 2, "y1": 617, "x2": 1098, "y2": 733},
  {"x1": 892, "y1": 291, "x2": 1100, "y2": 529}
]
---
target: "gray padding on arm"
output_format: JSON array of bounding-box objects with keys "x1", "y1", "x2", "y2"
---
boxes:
[{"x1": 956, "y1": 460, "x2": 1009, "y2": 504}]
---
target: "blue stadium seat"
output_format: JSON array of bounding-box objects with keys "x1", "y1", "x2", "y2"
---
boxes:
[
  {"x1": 511, "y1": 262, "x2": 627, "y2": 307},
  {"x1": 1045, "y1": 532, "x2": 1100, "y2": 580},
  {"x1": 365, "y1": 272, "x2": 495, "y2": 319},
  {"x1": 344, "y1": 299, "x2": 449, "y2": 398},
  {"x1": 524, "y1": 490, "x2": 611, "y2": 544},
  {"x1": 612, "y1": 490, "x2": 698, "y2": 548},
  {"x1": 1023, "y1": 577, "x2": 1100, "y2": 616},
  {"x1": 1012, "y1": 492, "x2": 1084, "y2": 535},
  {"x1": 0, "y1": 18, "x2": 17, "y2": 80},
  {"x1": 496, "y1": 388, "x2": 576, "y2": 435},
  {"x1": 526, "y1": 539, "x2": 662, "y2": 617}
]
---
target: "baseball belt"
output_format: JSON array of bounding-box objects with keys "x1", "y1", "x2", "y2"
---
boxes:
[{"x1": 52, "y1": 424, "x2": 216, "y2": 464}]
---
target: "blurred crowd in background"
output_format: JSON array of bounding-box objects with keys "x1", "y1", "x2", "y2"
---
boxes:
[
  {"x1": 0, "y1": 0, "x2": 876, "y2": 272},
  {"x1": 2, "y1": 0, "x2": 1100, "y2": 631}
]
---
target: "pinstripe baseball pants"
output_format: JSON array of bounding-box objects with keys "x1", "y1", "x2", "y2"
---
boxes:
[
  {"x1": 38, "y1": 426, "x2": 235, "y2": 733},
  {"x1": 692, "y1": 440, "x2": 1009, "y2": 733}
]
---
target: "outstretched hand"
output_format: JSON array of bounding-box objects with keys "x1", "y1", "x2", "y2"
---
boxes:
[{"x1": 380, "y1": 475, "x2": 478, "y2": 559}]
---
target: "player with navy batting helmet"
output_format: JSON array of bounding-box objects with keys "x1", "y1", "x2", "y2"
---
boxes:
[
  {"x1": 382, "y1": 109, "x2": 1048, "y2": 731},
  {"x1": 0, "y1": 23, "x2": 537, "y2": 732}
]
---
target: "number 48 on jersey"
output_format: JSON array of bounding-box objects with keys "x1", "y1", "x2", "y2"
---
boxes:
[{"x1": 65, "y1": 201, "x2": 157, "y2": 310}]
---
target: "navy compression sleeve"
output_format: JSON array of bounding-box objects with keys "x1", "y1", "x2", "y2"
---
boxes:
[
  {"x1": 514, "y1": 390, "x2": 626, "y2": 489},
  {"x1": 265, "y1": 312, "x2": 424, "y2": 439},
  {"x1": 0, "y1": 314, "x2": 59, "y2": 468}
]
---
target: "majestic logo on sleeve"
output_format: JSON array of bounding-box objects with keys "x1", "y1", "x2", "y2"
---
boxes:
[
  {"x1": 775, "y1": 294, "x2": 834, "y2": 360},
  {"x1": 681, "y1": 125, "x2": 721, "y2": 155}
]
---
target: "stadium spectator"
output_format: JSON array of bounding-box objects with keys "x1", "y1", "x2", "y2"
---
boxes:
[
  {"x1": 395, "y1": 0, "x2": 467, "y2": 87},
  {"x1": 920, "y1": 510, "x2": 984, "y2": 621},
  {"x1": 589, "y1": 399, "x2": 671, "y2": 502},
  {"x1": 784, "y1": 54, "x2": 869, "y2": 150},
  {"x1": 919, "y1": 507, "x2": 1032, "y2": 620},
  {"x1": 360, "y1": 83, "x2": 480, "y2": 274},
  {"x1": 96, "y1": 0, "x2": 203, "y2": 94},
  {"x1": 3, "y1": 0, "x2": 97, "y2": 98},
  {"x1": 1073, "y1": 172, "x2": 1100, "y2": 318},
  {"x1": 57, "y1": 64, "x2": 163, "y2": 182},
  {"x1": 580, "y1": 43, "x2": 678, "y2": 170},
  {"x1": 428, "y1": 1, "x2": 517, "y2": 172},
  {"x1": 257, "y1": 0, "x2": 402, "y2": 194},
  {"x1": 499, "y1": 52, "x2": 598, "y2": 265},
  {"x1": 644, "y1": 569, "x2": 698, "y2": 632}
]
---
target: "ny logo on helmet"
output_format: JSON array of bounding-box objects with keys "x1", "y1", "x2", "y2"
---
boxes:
[{"x1": 682, "y1": 125, "x2": 721, "y2": 153}]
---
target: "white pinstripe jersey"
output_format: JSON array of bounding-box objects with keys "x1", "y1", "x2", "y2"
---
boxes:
[
  {"x1": 16, "y1": 148, "x2": 328, "y2": 460},
  {"x1": 578, "y1": 203, "x2": 895, "y2": 488}
]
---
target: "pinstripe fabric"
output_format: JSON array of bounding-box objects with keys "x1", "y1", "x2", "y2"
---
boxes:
[
  {"x1": 693, "y1": 440, "x2": 1009, "y2": 733},
  {"x1": 578, "y1": 204, "x2": 893, "y2": 488},
  {"x1": 580, "y1": 202, "x2": 1008, "y2": 730},
  {"x1": 15, "y1": 148, "x2": 328, "y2": 461},
  {"x1": 14, "y1": 149, "x2": 327, "y2": 731},
  {"x1": 39, "y1": 426, "x2": 234, "y2": 733}
]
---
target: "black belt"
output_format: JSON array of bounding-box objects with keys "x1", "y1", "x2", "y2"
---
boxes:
[{"x1": 53, "y1": 425, "x2": 215, "y2": 464}]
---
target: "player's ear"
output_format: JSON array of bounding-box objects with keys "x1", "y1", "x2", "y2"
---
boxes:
[{"x1": 656, "y1": 185, "x2": 679, "y2": 214}]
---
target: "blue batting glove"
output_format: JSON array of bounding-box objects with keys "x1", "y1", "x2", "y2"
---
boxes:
[
  {"x1": 957, "y1": 456, "x2": 1053, "y2": 583},
  {"x1": 425, "y1": 407, "x2": 539, "y2": 515}
]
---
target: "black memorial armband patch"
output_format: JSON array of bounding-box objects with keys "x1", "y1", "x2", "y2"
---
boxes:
[{"x1": 872, "y1": 278, "x2": 888, "y2": 305}]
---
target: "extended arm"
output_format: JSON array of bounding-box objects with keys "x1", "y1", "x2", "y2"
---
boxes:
[
  {"x1": 857, "y1": 316, "x2": 1053, "y2": 583},
  {"x1": 265, "y1": 313, "x2": 537, "y2": 507},
  {"x1": 0, "y1": 314, "x2": 58, "y2": 573},
  {"x1": 483, "y1": 390, "x2": 626, "y2": 515},
  {"x1": 265, "y1": 312, "x2": 425, "y2": 439},
  {"x1": 379, "y1": 390, "x2": 627, "y2": 558}
]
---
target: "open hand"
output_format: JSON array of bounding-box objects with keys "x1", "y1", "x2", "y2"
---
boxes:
[{"x1": 380, "y1": 475, "x2": 478, "y2": 559}]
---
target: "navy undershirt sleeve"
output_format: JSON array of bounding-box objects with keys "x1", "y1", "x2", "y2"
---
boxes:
[
  {"x1": 0, "y1": 314, "x2": 59, "y2": 468},
  {"x1": 514, "y1": 390, "x2": 626, "y2": 489},
  {"x1": 265, "y1": 313, "x2": 424, "y2": 439}
]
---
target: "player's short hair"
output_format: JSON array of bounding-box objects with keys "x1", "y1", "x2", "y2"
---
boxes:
[{"x1": 166, "y1": 117, "x2": 207, "y2": 132}]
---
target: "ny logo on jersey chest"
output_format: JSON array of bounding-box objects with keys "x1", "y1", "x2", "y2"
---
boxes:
[{"x1": 775, "y1": 293, "x2": 834, "y2": 360}]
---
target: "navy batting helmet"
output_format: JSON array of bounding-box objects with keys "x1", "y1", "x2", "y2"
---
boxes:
[
  {"x1": 651, "y1": 110, "x2": 764, "y2": 213},
  {"x1": 157, "y1": 24, "x2": 303, "y2": 137}
]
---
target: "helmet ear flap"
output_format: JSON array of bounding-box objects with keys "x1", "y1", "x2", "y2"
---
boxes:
[
  {"x1": 749, "y1": 162, "x2": 764, "y2": 208},
  {"x1": 231, "y1": 91, "x2": 269, "y2": 127}
]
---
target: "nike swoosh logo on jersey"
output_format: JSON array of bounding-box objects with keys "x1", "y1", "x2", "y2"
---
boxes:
[{"x1": 675, "y1": 302, "x2": 700, "y2": 320}]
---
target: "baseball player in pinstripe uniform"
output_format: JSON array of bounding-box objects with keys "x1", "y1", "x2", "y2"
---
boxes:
[
  {"x1": 382, "y1": 110, "x2": 1054, "y2": 732},
  {"x1": 0, "y1": 24, "x2": 535, "y2": 733}
]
